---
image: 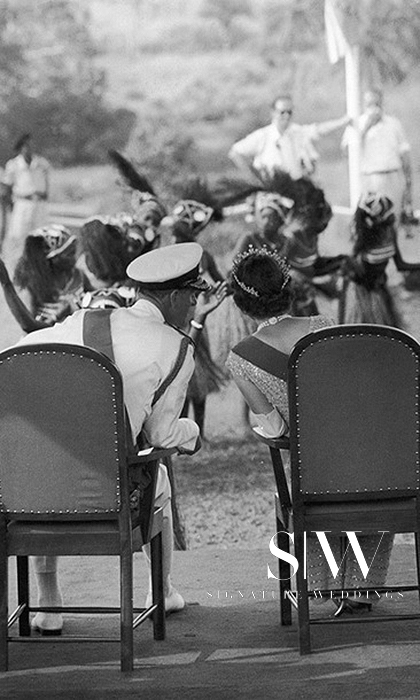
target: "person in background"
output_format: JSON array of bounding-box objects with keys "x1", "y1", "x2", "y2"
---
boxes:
[
  {"x1": 210, "y1": 191, "x2": 290, "y2": 437},
  {"x1": 165, "y1": 195, "x2": 228, "y2": 439},
  {"x1": 339, "y1": 192, "x2": 417, "y2": 325},
  {"x1": 108, "y1": 148, "x2": 167, "y2": 240},
  {"x1": 1, "y1": 134, "x2": 51, "y2": 256},
  {"x1": 0, "y1": 224, "x2": 90, "y2": 333},
  {"x1": 343, "y1": 88, "x2": 413, "y2": 222},
  {"x1": 131, "y1": 191, "x2": 167, "y2": 239},
  {"x1": 229, "y1": 94, "x2": 350, "y2": 182}
]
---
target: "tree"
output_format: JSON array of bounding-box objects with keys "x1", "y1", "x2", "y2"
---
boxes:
[
  {"x1": 199, "y1": 0, "x2": 253, "y2": 31},
  {"x1": 356, "y1": 0, "x2": 420, "y2": 85},
  {"x1": 268, "y1": 0, "x2": 420, "y2": 87},
  {"x1": 0, "y1": 0, "x2": 136, "y2": 165}
]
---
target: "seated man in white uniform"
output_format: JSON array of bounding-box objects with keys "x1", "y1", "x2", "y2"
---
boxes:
[{"x1": 13, "y1": 242, "x2": 209, "y2": 634}]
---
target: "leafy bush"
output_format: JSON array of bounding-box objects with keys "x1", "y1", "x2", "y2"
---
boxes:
[
  {"x1": 0, "y1": 0, "x2": 136, "y2": 167},
  {"x1": 0, "y1": 89, "x2": 136, "y2": 166},
  {"x1": 138, "y1": 18, "x2": 227, "y2": 54},
  {"x1": 127, "y1": 106, "x2": 200, "y2": 199}
]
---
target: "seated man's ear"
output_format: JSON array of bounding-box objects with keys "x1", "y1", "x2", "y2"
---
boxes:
[{"x1": 170, "y1": 289, "x2": 180, "y2": 306}]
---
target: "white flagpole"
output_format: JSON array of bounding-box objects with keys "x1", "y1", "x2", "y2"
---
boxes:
[{"x1": 344, "y1": 43, "x2": 361, "y2": 211}]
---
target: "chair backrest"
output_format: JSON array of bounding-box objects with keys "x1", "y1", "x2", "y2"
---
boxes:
[
  {"x1": 288, "y1": 324, "x2": 420, "y2": 501},
  {"x1": 0, "y1": 343, "x2": 128, "y2": 518}
]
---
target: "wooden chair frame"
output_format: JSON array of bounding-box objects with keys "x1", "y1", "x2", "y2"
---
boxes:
[
  {"x1": 256, "y1": 324, "x2": 420, "y2": 653},
  {"x1": 0, "y1": 343, "x2": 172, "y2": 672}
]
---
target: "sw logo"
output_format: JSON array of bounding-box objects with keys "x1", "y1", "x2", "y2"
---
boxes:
[{"x1": 267, "y1": 531, "x2": 389, "y2": 580}]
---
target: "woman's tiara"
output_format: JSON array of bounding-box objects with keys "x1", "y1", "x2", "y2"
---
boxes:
[{"x1": 231, "y1": 245, "x2": 291, "y2": 297}]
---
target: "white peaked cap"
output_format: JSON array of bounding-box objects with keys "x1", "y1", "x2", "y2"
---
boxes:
[{"x1": 126, "y1": 242, "x2": 209, "y2": 290}]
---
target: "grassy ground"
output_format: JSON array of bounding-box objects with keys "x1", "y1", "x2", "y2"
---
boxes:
[{"x1": 173, "y1": 436, "x2": 279, "y2": 550}]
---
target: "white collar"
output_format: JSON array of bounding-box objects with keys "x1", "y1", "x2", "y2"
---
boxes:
[
  {"x1": 133, "y1": 297, "x2": 165, "y2": 323},
  {"x1": 270, "y1": 123, "x2": 296, "y2": 140},
  {"x1": 16, "y1": 153, "x2": 39, "y2": 168}
]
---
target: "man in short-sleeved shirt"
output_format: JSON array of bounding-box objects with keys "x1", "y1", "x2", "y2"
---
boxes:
[
  {"x1": 343, "y1": 89, "x2": 413, "y2": 219},
  {"x1": 229, "y1": 95, "x2": 350, "y2": 181},
  {"x1": 1, "y1": 133, "x2": 50, "y2": 248}
]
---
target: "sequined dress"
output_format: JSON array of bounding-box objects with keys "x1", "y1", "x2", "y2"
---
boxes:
[{"x1": 227, "y1": 315, "x2": 393, "y2": 595}]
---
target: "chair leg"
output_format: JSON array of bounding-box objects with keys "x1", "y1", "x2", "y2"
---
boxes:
[
  {"x1": 0, "y1": 517, "x2": 8, "y2": 671},
  {"x1": 415, "y1": 532, "x2": 420, "y2": 607},
  {"x1": 277, "y1": 518, "x2": 292, "y2": 626},
  {"x1": 120, "y1": 549, "x2": 134, "y2": 672},
  {"x1": 17, "y1": 556, "x2": 30, "y2": 636},
  {"x1": 295, "y1": 529, "x2": 311, "y2": 655},
  {"x1": 150, "y1": 531, "x2": 165, "y2": 641}
]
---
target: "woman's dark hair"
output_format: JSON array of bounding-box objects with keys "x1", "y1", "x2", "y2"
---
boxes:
[
  {"x1": 14, "y1": 236, "x2": 60, "y2": 307},
  {"x1": 80, "y1": 220, "x2": 129, "y2": 284},
  {"x1": 231, "y1": 251, "x2": 294, "y2": 319}
]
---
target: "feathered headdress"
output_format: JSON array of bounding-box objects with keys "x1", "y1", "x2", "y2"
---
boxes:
[
  {"x1": 357, "y1": 192, "x2": 395, "y2": 227},
  {"x1": 263, "y1": 170, "x2": 332, "y2": 235},
  {"x1": 108, "y1": 149, "x2": 167, "y2": 220},
  {"x1": 108, "y1": 149, "x2": 156, "y2": 195},
  {"x1": 32, "y1": 224, "x2": 76, "y2": 260},
  {"x1": 353, "y1": 192, "x2": 396, "y2": 258},
  {"x1": 165, "y1": 176, "x2": 225, "y2": 237},
  {"x1": 208, "y1": 174, "x2": 266, "y2": 210}
]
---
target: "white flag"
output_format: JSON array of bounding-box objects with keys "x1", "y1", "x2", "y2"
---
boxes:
[{"x1": 324, "y1": 0, "x2": 349, "y2": 64}]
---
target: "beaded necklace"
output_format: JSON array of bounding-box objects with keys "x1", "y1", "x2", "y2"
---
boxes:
[{"x1": 256, "y1": 314, "x2": 292, "y2": 332}]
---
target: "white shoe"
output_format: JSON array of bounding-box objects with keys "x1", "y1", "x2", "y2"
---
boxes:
[
  {"x1": 31, "y1": 612, "x2": 63, "y2": 636},
  {"x1": 145, "y1": 587, "x2": 185, "y2": 615}
]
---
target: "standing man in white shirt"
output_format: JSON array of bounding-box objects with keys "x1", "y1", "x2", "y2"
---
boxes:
[
  {"x1": 349, "y1": 88, "x2": 413, "y2": 221},
  {"x1": 1, "y1": 133, "x2": 51, "y2": 250},
  {"x1": 229, "y1": 94, "x2": 350, "y2": 182}
]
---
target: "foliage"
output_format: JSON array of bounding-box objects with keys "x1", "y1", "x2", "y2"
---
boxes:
[
  {"x1": 0, "y1": 5, "x2": 25, "y2": 101},
  {"x1": 0, "y1": 0, "x2": 136, "y2": 166},
  {"x1": 128, "y1": 105, "x2": 200, "y2": 200},
  {"x1": 199, "y1": 0, "x2": 254, "y2": 31},
  {"x1": 357, "y1": 0, "x2": 420, "y2": 85},
  {"x1": 138, "y1": 18, "x2": 228, "y2": 54}
]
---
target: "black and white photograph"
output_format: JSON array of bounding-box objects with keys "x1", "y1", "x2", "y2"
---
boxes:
[{"x1": 1, "y1": 1, "x2": 420, "y2": 697}]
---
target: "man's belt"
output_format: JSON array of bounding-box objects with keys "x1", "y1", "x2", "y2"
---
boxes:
[
  {"x1": 15, "y1": 193, "x2": 47, "y2": 201},
  {"x1": 362, "y1": 169, "x2": 400, "y2": 175}
]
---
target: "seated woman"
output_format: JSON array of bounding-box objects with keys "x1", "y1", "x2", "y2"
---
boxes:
[{"x1": 226, "y1": 245, "x2": 394, "y2": 615}]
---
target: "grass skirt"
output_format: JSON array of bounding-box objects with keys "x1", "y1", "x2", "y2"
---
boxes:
[
  {"x1": 343, "y1": 279, "x2": 403, "y2": 327},
  {"x1": 187, "y1": 327, "x2": 228, "y2": 402},
  {"x1": 208, "y1": 295, "x2": 258, "y2": 369}
]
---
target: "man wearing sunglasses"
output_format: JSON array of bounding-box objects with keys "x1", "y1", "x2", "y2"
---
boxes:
[{"x1": 229, "y1": 94, "x2": 350, "y2": 182}]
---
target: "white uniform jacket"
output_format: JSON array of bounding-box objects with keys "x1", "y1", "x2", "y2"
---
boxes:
[{"x1": 14, "y1": 299, "x2": 199, "y2": 452}]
